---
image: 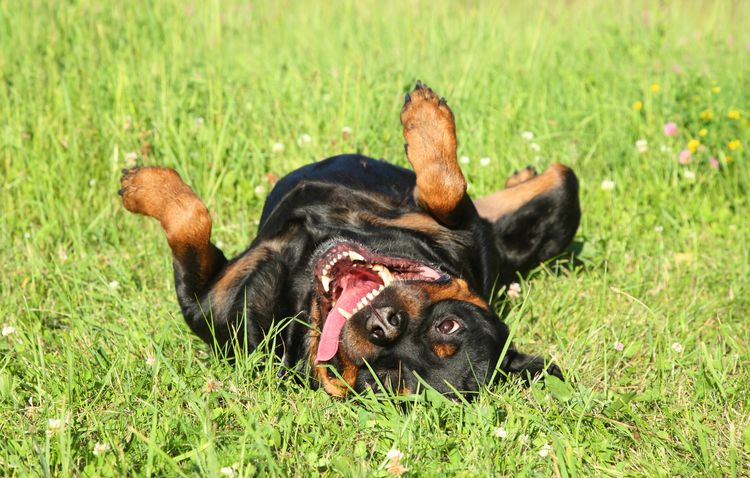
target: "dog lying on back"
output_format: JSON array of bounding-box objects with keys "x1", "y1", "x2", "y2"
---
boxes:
[{"x1": 119, "y1": 81, "x2": 580, "y2": 396}]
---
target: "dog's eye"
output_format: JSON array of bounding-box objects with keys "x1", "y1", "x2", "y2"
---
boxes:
[{"x1": 436, "y1": 318, "x2": 461, "y2": 335}]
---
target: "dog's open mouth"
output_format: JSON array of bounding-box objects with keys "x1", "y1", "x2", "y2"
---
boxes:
[{"x1": 312, "y1": 240, "x2": 447, "y2": 362}]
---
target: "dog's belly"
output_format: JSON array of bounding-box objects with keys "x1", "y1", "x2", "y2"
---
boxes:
[{"x1": 259, "y1": 154, "x2": 416, "y2": 230}]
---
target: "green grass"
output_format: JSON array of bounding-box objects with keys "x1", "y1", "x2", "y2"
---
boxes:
[{"x1": 2, "y1": 0, "x2": 749, "y2": 476}]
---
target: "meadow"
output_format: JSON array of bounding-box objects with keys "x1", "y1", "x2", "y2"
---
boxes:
[{"x1": 1, "y1": 0, "x2": 749, "y2": 476}]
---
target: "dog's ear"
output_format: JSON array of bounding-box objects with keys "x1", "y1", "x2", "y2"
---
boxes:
[{"x1": 500, "y1": 347, "x2": 563, "y2": 383}]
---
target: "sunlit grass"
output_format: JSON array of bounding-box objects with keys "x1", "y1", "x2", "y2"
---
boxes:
[{"x1": 1, "y1": 0, "x2": 749, "y2": 475}]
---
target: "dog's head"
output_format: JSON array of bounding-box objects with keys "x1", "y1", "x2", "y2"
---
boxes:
[{"x1": 300, "y1": 240, "x2": 558, "y2": 397}]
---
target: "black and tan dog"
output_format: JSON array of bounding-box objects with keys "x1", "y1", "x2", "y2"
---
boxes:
[{"x1": 119, "y1": 81, "x2": 580, "y2": 397}]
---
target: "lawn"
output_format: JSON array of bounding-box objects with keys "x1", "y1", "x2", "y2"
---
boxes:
[{"x1": 1, "y1": 0, "x2": 749, "y2": 476}]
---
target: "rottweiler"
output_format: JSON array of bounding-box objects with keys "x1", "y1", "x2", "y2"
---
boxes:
[{"x1": 119, "y1": 81, "x2": 580, "y2": 397}]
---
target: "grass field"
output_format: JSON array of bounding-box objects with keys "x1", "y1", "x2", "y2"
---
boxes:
[{"x1": 2, "y1": 0, "x2": 749, "y2": 476}]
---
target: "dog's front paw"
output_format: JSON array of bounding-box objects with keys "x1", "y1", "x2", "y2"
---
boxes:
[
  {"x1": 400, "y1": 80, "x2": 454, "y2": 133},
  {"x1": 118, "y1": 166, "x2": 190, "y2": 219}
]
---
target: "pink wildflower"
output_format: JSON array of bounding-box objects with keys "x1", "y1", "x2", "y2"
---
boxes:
[
  {"x1": 708, "y1": 156, "x2": 720, "y2": 169},
  {"x1": 678, "y1": 149, "x2": 692, "y2": 165},
  {"x1": 663, "y1": 122, "x2": 678, "y2": 137}
]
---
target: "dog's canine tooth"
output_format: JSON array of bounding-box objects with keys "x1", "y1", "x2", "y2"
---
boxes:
[
  {"x1": 321, "y1": 275, "x2": 332, "y2": 292},
  {"x1": 337, "y1": 307, "x2": 353, "y2": 320},
  {"x1": 347, "y1": 251, "x2": 365, "y2": 261},
  {"x1": 377, "y1": 268, "x2": 393, "y2": 285}
]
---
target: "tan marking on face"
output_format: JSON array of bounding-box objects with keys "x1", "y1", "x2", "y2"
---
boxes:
[
  {"x1": 432, "y1": 343, "x2": 457, "y2": 358},
  {"x1": 308, "y1": 296, "x2": 360, "y2": 397},
  {"x1": 419, "y1": 278, "x2": 489, "y2": 311},
  {"x1": 474, "y1": 163, "x2": 570, "y2": 222}
]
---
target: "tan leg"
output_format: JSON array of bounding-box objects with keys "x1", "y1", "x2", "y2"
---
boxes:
[
  {"x1": 119, "y1": 166, "x2": 225, "y2": 287},
  {"x1": 401, "y1": 81, "x2": 467, "y2": 226},
  {"x1": 474, "y1": 163, "x2": 572, "y2": 222}
]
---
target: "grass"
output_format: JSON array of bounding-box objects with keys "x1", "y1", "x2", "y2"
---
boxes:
[{"x1": 1, "y1": 0, "x2": 749, "y2": 475}]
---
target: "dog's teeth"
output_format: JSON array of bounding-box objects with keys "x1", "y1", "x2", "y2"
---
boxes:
[
  {"x1": 347, "y1": 251, "x2": 365, "y2": 261},
  {"x1": 321, "y1": 275, "x2": 332, "y2": 292},
  {"x1": 366, "y1": 292, "x2": 374, "y2": 301},
  {"x1": 377, "y1": 268, "x2": 393, "y2": 286},
  {"x1": 371, "y1": 264, "x2": 383, "y2": 272},
  {"x1": 328, "y1": 260, "x2": 335, "y2": 266},
  {"x1": 371, "y1": 288, "x2": 380, "y2": 296},
  {"x1": 337, "y1": 307, "x2": 352, "y2": 320},
  {"x1": 378, "y1": 284, "x2": 385, "y2": 291}
]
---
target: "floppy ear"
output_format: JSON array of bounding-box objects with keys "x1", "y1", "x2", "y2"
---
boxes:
[{"x1": 500, "y1": 347, "x2": 563, "y2": 383}]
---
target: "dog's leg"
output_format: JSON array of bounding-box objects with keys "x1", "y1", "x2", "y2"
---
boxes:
[
  {"x1": 401, "y1": 81, "x2": 471, "y2": 226},
  {"x1": 119, "y1": 167, "x2": 233, "y2": 344},
  {"x1": 474, "y1": 164, "x2": 580, "y2": 283}
]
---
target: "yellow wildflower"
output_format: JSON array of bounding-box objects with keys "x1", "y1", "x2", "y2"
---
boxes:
[
  {"x1": 687, "y1": 139, "x2": 700, "y2": 154},
  {"x1": 726, "y1": 155, "x2": 734, "y2": 163},
  {"x1": 727, "y1": 139, "x2": 741, "y2": 151},
  {"x1": 650, "y1": 83, "x2": 661, "y2": 93},
  {"x1": 712, "y1": 86, "x2": 721, "y2": 93},
  {"x1": 632, "y1": 101, "x2": 643, "y2": 111},
  {"x1": 699, "y1": 110, "x2": 713, "y2": 121},
  {"x1": 727, "y1": 110, "x2": 740, "y2": 120},
  {"x1": 698, "y1": 128, "x2": 707, "y2": 137}
]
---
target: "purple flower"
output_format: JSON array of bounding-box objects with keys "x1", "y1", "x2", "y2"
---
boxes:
[
  {"x1": 678, "y1": 149, "x2": 692, "y2": 165},
  {"x1": 663, "y1": 122, "x2": 679, "y2": 137}
]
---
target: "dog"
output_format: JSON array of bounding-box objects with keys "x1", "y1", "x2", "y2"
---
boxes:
[{"x1": 119, "y1": 81, "x2": 580, "y2": 397}]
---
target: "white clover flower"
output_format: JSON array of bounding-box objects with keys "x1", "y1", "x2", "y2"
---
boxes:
[
  {"x1": 538, "y1": 444, "x2": 552, "y2": 458},
  {"x1": 479, "y1": 157, "x2": 491, "y2": 166},
  {"x1": 145, "y1": 355, "x2": 156, "y2": 367},
  {"x1": 93, "y1": 442, "x2": 110, "y2": 456},
  {"x1": 124, "y1": 151, "x2": 138, "y2": 167},
  {"x1": 47, "y1": 418, "x2": 64, "y2": 435},
  {"x1": 386, "y1": 449, "x2": 404, "y2": 461},
  {"x1": 195, "y1": 117, "x2": 205, "y2": 128},
  {"x1": 206, "y1": 379, "x2": 223, "y2": 392},
  {"x1": 89, "y1": 178, "x2": 97, "y2": 187},
  {"x1": 507, "y1": 282, "x2": 522, "y2": 299},
  {"x1": 521, "y1": 131, "x2": 535, "y2": 141},
  {"x1": 613, "y1": 341, "x2": 624, "y2": 351},
  {"x1": 2, "y1": 325, "x2": 15, "y2": 337},
  {"x1": 459, "y1": 155, "x2": 470, "y2": 165},
  {"x1": 24, "y1": 232, "x2": 31, "y2": 239},
  {"x1": 635, "y1": 139, "x2": 648, "y2": 154},
  {"x1": 271, "y1": 142, "x2": 285, "y2": 153},
  {"x1": 600, "y1": 179, "x2": 615, "y2": 191},
  {"x1": 220, "y1": 466, "x2": 236, "y2": 477},
  {"x1": 297, "y1": 133, "x2": 312, "y2": 145},
  {"x1": 529, "y1": 142, "x2": 541, "y2": 152},
  {"x1": 341, "y1": 126, "x2": 353, "y2": 138},
  {"x1": 493, "y1": 427, "x2": 508, "y2": 438},
  {"x1": 671, "y1": 342, "x2": 684, "y2": 353},
  {"x1": 253, "y1": 185, "x2": 265, "y2": 195},
  {"x1": 654, "y1": 225, "x2": 664, "y2": 233},
  {"x1": 682, "y1": 170, "x2": 695, "y2": 181},
  {"x1": 108, "y1": 280, "x2": 120, "y2": 290}
]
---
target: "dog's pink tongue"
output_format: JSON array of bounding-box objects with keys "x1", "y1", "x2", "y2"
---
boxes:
[{"x1": 316, "y1": 280, "x2": 377, "y2": 362}]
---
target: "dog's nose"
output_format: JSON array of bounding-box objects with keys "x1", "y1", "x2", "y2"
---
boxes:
[{"x1": 366, "y1": 307, "x2": 404, "y2": 346}]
